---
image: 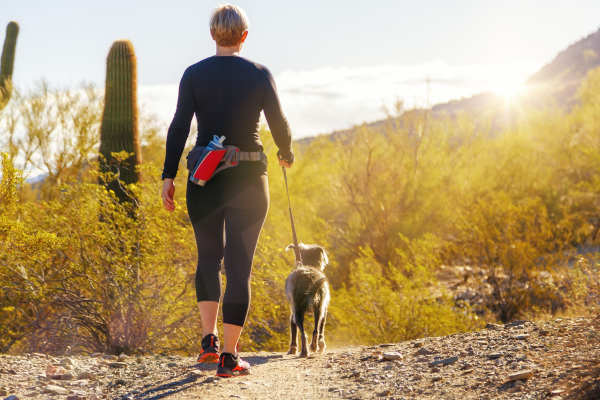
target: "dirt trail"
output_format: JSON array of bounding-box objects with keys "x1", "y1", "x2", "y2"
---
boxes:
[{"x1": 1, "y1": 316, "x2": 598, "y2": 400}]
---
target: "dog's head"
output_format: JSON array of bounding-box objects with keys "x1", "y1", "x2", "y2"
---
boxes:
[{"x1": 286, "y1": 243, "x2": 329, "y2": 270}]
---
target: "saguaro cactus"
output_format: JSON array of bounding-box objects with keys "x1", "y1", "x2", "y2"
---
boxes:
[
  {"x1": 0, "y1": 21, "x2": 19, "y2": 111},
  {"x1": 99, "y1": 40, "x2": 142, "y2": 203}
]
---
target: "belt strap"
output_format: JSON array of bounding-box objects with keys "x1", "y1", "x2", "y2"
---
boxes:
[{"x1": 238, "y1": 151, "x2": 266, "y2": 162}]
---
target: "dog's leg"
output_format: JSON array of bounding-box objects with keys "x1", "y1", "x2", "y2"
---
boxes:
[
  {"x1": 287, "y1": 313, "x2": 298, "y2": 355},
  {"x1": 296, "y1": 311, "x2": 308, "y2": 357},
  {"x1": 318, "y1": 308, "x2": 327, "y2": 353},
  {"x1": 310, "y1": 304, "x2": 321, "y2": 353}
]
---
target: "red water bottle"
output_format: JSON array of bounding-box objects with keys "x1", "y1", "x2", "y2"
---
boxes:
[{"x1": 190, "y1": 135, "x2": 226, "y2": 186}]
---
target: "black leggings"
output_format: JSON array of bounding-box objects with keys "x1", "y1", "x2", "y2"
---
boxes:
[{"x1": 186, "y1": 163, "x2": 269, "y2": 327}]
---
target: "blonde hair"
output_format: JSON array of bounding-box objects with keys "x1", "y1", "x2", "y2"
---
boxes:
[{"x1": 210, "y1": 4, "x2": 249, "y2": 47}]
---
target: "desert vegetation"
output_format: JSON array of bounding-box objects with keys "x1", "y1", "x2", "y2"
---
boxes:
[{"x1": 0, "y1": 19, "x2": 599, "y2": 356}]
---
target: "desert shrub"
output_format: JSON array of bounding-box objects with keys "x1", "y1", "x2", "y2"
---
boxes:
[
  {"x1": 329, "y1": 242, "x2": 481, "y2": 345},
  {"x1": 3, "y1": 70, "x2": 600, "y2": 354}
]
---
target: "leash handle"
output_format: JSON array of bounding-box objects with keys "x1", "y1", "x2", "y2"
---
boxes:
[{"x1": 282, "y1": 165, "x2": 303, "y2": 265}]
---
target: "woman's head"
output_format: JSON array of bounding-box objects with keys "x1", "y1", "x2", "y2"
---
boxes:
[{"x1": 210, "y1": 4, "x2": 249, "y2": 47}]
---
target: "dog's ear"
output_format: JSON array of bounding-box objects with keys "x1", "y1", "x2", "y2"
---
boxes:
[
  {"x1": 319, "y1": 246, "x2": 329, "y2": 267},
  {"x1": 316, "y1": 246, "x2": 329, "y2": 270}
]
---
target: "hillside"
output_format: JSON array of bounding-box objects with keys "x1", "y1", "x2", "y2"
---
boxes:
[
  {"x1": 527, "y1": 27, "x2": 600, "y2": 105},
  {"x1": 433, "y1": 28, "x2": 600, "y2": 116},
  {"x1": 0, "y1": 317, "x2": 597, "y2": 400},
  {"x1": 301, "y1": 27, "x2": 600, "y2": 144}
]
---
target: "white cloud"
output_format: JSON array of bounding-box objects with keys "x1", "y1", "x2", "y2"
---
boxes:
[{"x1": 140, "y1": 60, "x2": 539, "y2": 139}]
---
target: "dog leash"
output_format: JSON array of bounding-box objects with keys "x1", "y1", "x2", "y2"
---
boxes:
[{"x1": 281, "y1": 165, "x2": 303, "y2": 265}]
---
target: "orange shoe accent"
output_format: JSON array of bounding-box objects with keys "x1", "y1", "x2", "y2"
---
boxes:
[{"x1": 197, "y1": 351, "x2": 219, "y2": 363}]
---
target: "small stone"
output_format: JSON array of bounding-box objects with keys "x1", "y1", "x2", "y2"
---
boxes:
[
  {"x1": 550, "y1": 389, "x2": 564, "y2": 395},
  {"x1": 514, "y1": 334, "x2": 530, "y2": 340},
  {"x1": 382, "y1": 351, "x2": 402, "y2": 361},
  {"x1": 45, "y1": 365, "x2": 73, "y2": 380},
  {"x1": 61, "y1": 358, "x2": 74, "y2": 366},
  {"x1": 432, "y1": 375, "x2": 442, "y2": 382},
  {"x1": 76, "y1": 371, "x2": 95, "y2": 380},
  {"x1": 0, "y1": 388, "x2": 7, "y2": 396},
  {"x1": 44, "y1": 384, "x2": 69, "y2": 395},
  {"x1": 108, "y1": 362, "x2": 127, "y2": 368},
  {"x1": 515, "y1": 354, "x2": 527, "y2": 361},
  {"x1": 431, "y1": 367, "x2": 440, "y2": 373},
  {"x1": 416, "y1": 347, "x2": 436, "y2": 356},
  {"x1": 66, "y1": 396, "x2": 86, "y2": 400},
  {"x1": 507, "y1": 369, "x2": 533, "y2": 382},
  {"x1": 378, "y1": 343, "x2": 394, "y2": 348},
  {"x1": 507, "y1": 384, "x2": 523, "y2": 393},
  {"x1": 485, "y1": 323, "x2": 501, "y2": 330},
  {"x1": 167, "y1": 362, "x2": 177, "y2": 367},
  {"x1": 429, "y1": 356, "x2": 458, "y2": 367},
  {"x1": 487, "y1": 353, "x2": 502, "y2": 360},
  {"x1": 377, "y1": 390, "x2": 391, "y2": 397}
]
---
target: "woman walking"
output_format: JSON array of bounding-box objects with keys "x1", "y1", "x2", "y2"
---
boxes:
[{"x1": 160, "y1": 4, "x2": 294, "y2": 377}]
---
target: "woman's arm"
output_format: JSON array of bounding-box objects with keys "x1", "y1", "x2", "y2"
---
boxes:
[
  {"x1": 161, "y1": 67, "x2": 196, "y2": 180},
  {"x1": 261, "y1": 67, "x2": 294, "y2": 163}
]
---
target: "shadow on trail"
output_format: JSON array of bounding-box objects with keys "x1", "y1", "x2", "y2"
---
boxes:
[{"x1": 112, "y1": 354, "x2": 285, "y2": 400}]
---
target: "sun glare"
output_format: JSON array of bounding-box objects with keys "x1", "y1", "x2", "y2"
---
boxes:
[
  {"x1": 490, "y1": 79, "x2": 527, "y2": 104},
  {"x1": 491, "y1": 73, "x2": 526, "y2": 105}
]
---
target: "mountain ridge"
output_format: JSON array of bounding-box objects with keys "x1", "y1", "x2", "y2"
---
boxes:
[{"x1": 301, "y1": 27, "x2": 600, "y2": 143}]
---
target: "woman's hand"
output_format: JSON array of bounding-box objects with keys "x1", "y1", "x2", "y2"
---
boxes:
[
  {"x1": 161, "y1": 178, "x2": 175, "y2": 211},
  {"x1": 279, "y1": 158, "x2": 293, "y2": 168}
]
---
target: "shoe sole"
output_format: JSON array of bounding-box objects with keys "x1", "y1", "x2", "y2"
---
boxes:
[
  {"x1": 216, "y1": 371, "x2": 250, "y2": 378},
  {"x1": 216, "y1": 367, "x2": 250, "y2": 378},
  {"x1": 197, "y1": 352, "x2": 219, "y2": 364}
]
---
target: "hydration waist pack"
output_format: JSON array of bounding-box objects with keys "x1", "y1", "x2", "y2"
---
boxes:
[{"x1": 186, "y1": 145, "x2": 266, "y2": 186}]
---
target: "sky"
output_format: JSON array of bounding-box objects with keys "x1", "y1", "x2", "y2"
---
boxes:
[{"x1": 2, "y1": 0, "x2": 600, "y2": 137}]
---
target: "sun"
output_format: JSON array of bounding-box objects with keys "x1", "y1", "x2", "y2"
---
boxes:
[
  {"x1": 490, "y1": 79, "x2": 527, "y2": 105},
  {"x1": 491, "y1": 77, "x2": 526, "y2": 105}
]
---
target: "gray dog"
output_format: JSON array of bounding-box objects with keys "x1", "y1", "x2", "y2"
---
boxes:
[{"x1": 285, "y1": 243, "x2": 330, "y2": 357}]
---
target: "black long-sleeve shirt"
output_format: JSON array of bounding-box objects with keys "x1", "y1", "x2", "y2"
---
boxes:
[{"x1": 161, "y1": 55, "x2": 293, "y2": 180}]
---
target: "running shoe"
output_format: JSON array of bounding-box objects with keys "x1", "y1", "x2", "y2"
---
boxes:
[
  {"x1": 197, "y1": 333, "x2": 220, "y2": 363},
  {"x1": 216, "y1": 352, "x2": 250, "y2": 377}
]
